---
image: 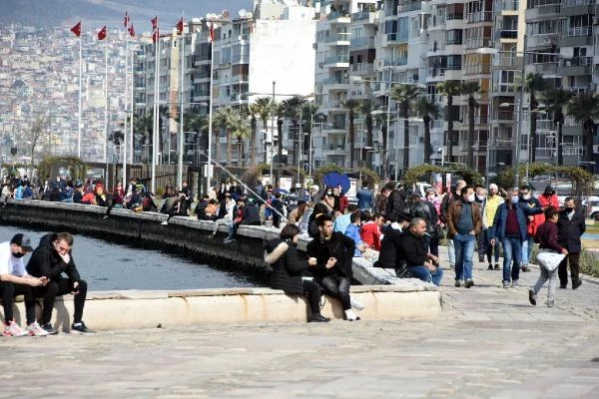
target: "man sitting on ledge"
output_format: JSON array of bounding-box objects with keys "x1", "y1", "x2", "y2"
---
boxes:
[
  {"x1": 26, "y1": 232, "x2": 94, "y2": 334},
  {"x1": 397, "y1": 218, "x2": 444, "y2": 286}
]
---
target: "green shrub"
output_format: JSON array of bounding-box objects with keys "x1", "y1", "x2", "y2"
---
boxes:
[{"x1": 531, "y1": 246, "x2": 599, "y2": 278}]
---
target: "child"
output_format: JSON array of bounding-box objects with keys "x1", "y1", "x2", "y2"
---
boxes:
[{"x1": 529, "y1": 207, "x2": 568, "y2": 307}]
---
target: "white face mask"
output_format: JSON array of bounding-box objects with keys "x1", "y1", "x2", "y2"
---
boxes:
[
  {"x1": 476, "y1": 195, "x2": 484, "y2": 201},
  {"x1": 511, "y1": 196, "x2": 519, "y2": 204},
  {"x1": 523, "y1": 194, "x2": 531, "y2": 201},
  {"x1": 467, "y1": 194, "x2": 475, "y2": 203},
  {"x1": 427, "y1": 196, "x2": 434, "y2": 202}
]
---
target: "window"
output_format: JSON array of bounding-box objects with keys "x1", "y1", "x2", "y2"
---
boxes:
[
  {"x1": 447, "y1": 3, "x2": 464, "y2": 19},
  {"x1": 446, "y1": 29, "x2": 462, "y2": 45}
]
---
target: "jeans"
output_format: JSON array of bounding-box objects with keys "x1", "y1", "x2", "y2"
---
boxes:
[
  {"x1": 558, "y1": 252, "x2": 581, "y2": 286},
  {"x1": 477, "y1": 230, "x2": 486, "y2": 260},
  {"x1": 521, "y1": 236, "x2": 535, "y2": 265},
  {"x1": 0, "y1": 282, "x2": 36, "y2": 324},
  {"x1": 409, "y1": 265, "x2": 444, "y2": 286},
  {"x1": 35, "y1": 278, "x2": 88, "y2": 325},
  {"x1": 302, "y1": 279, "x2": 323, "y2": 315},
  {"x1": 454, "y1": 233, "x2": 476, "y2": 281},
  {"x1": 212, "y1": 218, "x2": 231, "y2": 235},
  {"x1": 484, "y1": 229, "x2": 500, "y2": 264},
  {"x1": 447, "y1": 238, "x2": 455, "y2": 267},
  {"x1": 502, "y1": 237, "x2": 522, "y2": 283},
  {"x1": 533, "y1": 265, "x2": 558, "y2": 302},
  {"x1": 320, "y1": 275, "x2": 351, "y2": 310}
]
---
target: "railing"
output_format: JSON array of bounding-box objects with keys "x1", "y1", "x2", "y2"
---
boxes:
[
  {"x1": 567, "y1": 26, "x2": 592, "y2": 37},
  {"x1": 495, "y1": 54, "x2": 522, "y2": 68},
  {"x1": 493, "y1": 111, "x2": 515, "y2": 121},
  {"x1": 446, "y1": 12, "x2": 464, "y2": 20},
  {"x1": 397, "y1": 2, "x2": 422, "y2": 12},
  {"x1": 566, "y1": 87, "x2": 589, "y2": 95},
  {"x1": 386, "y1": 33, "x2": 409, "y2": 43},
  {"x1": 322, "y1": 78, "x2": 349, "y2": 85},
  {"x1": 466, "y1": 11, "x2": 493, "y2": 23},
  {"x1": 381, "y1": 58, "x2": 408, "y2": 66},
  {"x1": 561, "y1": 0, "x2": 592, "y2": 7},
  {"x1": 325, "y1": 55, "x2": 350, "y2": 64},
  {"x1": 428, "y1": 65, "x2": 462, "y2": 78},
  {"x1": 350, "y1": 37, "x2": 372, "y2": 47},
  {"x1": 326, "y1": 144, "x2": 347, "y2": 151},
  {"x1": 500, "y1": 30, "x2": 518, "y2": 39},
  {"x1": 493, "y1": 84, "x2": 517, "y2": 93},
  {"x1": 463, "y1": 63, "x2": 491, "y2": 75},
  {"x1": 326, "y1": 32, "x2": 351, "y2": 43},
  {"x1": 352, "y1": 63, "x2": 373, "y2": 72},
  {"x1": 327, "y1": 11, "x2": 351, "y2": 20},
  {"x1": 530, "y1": 0, "x2": 560, "y2": 7},
  {"x1": 464, "y1": 37, "x2": 492, "y2": 49},
  {"x1": 560, "y1": 56, "x2": 592, "y2": 67},
  {"x1": 351, "y1": 11, "x2": 373, "y2": 21},
  {"x1": 496, "y1": 0, "x2": 519, "y2": 10}
]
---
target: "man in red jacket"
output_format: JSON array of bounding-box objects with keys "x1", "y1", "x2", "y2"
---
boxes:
[{"x1": 360, "y1": 213, "x2": 385, "y2": 251}]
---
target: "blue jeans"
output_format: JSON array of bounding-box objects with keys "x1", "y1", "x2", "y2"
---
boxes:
[
  {"x1": 502, "y1": 236, "x2": 522, "y2": 282},
  {"x1": 410, "y1": 265, "x2": 444, "y2": 286},
  {"x1": 454, "y1": 233, "x2": 476, "y2": 281},
  {"x1": 521, "y1": 236, "x2": 534, "y2": 265}
]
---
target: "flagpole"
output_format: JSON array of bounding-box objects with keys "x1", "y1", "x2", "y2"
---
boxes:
[
  {"x1": 104, "y1": 32, "x2": 109, "y2": 187},
  {"x1": 129, "y1": 39, "x2": 135, "y2": 168},
  {"x1": 123, "y1": 27, "x2": 129, "y2": 186},
  {"x1": 177, "y1": 14, "x2": 185, "y2": 190},
  {"x1": 206, "y1": 26, "x2": 214, "y2": 193},
  {"x1": 77, "y1": 31, "x2": 82, "y2": 158},
  {"x1": 151, "y1": 27, "x2": 160, "y2": 193}
]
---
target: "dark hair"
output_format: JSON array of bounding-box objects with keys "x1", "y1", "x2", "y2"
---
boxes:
[
  {"x1": 280, "y1": 223, "x2": 300, "y2": 241},
  {"x1": 373, "y1": 213, "x2": 383, "y2": 221},
  {"x1": 350, "y1": 211, "x2": 361, "y2": 224},
  {"x1": 462, "y1": 186, "x2": 473, "y2": 196},
  {"x1": 316, "y1": 213, "x2": 333, "y2": 227},
  {"x1": 312, "y1": 203, "x2": 329, "y2": 218},
  {"x1": 520, "y1": 185, "x2": 530, "y2": 191},
  {"x1": 544, "y1": 206, "x2": 558, "y2": 219},
  {"x1": 55, "y1": 232, "x2": 74, "y2": 246},
  {"x1": 347, "y1": 204, "x2": 358, "y2": 213},
  {"x1": 383, "y1": 182, "x2": 395, "y2": 192},
  {"x1": 564, "y1": 196, "x2": 574, "y2": 204},
  {"x1": 208, "y1": 199, "x2": 217, "y2": 204}
]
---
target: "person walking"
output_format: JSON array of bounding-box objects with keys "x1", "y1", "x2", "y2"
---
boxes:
[
  {"x1": 447, "y1": 185, "x2": 482, "y2": 288},
  {"x1": 475, "y1": 187, "x2": 487, "y2": 263},
  {"x1": 529, "y1": 207, "x2": 568, "y2": 308},
  {"x1": 356, "y1": 181, "x2": 374, "y2": 212},
  {"x1": 483, "y1": 184, "x2": 502, "y2": 270},
  {"x1": 557, "y1": 197, "x2": 586, "y2": 290},
  {"x1": 264, "y1": 224, "x2": 329, "y2": 323},
  {"x1": 441, "y1": 180, "x2": 466, "y2": 270},
  {"x1": 519, "y1": 185, "x2": 543, "y2": 272}
]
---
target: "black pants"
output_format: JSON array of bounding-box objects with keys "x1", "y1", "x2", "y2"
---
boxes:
[
  {"x1": 35, "y1": 278, "x2": 87, "y2": 325},
  {"x1": 302, "y1": 280, "x2": 322, "y2": 315},
  {"x1": 0, "y1": 281, "x2": 35, "y2": 324},
  {"x1": 320, "y1": 276, "x2": 351, "y2": 311},
  {"x1": 559, "y1": 252, "x2": 581, "y2": 286}
]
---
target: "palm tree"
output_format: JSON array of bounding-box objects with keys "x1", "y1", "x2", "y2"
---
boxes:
[
  {"x1": 391, "y1": 84, "x2": 420, "y2": 173},
  {"x1": 540, "y1": 88, "x2": 572, "y2": 166},
  {"x1": 249, "y1": 97, "x2": 273, "y2": 164},
  {"x1": 282, "y1": 96, "x2": 307, "y2": 167},
  {"x1": 183, "y1": 113, "x2": 208, "y2": 165},
  {"x1": 230, "y1": 114, "x2": 251, "y2": 167},
  {"x1": 417, "y1": 97, "x2": 440, "y2": 164},
  {"x1": 525, "y1": 73, "x2": 547, "y2": 163},
  {"x1": 567, "y1": 92, "x2": 599, "y2": 163},
  {"x1": 360, "y1": 100, "x2": 374, "y2": 168},
  {"x1": 133, "y1": 113, "x2": 153, "y2": 162},
  {"x1": 275, "y1": 103, "x2": 287, "y2": 169},
  {"x1": 341, "y1": 99, "x2": 362, "y2": 168},
  {"x1": 437, "y1": 80, "x2": 461, "y2": 165},
  {"x1": 213, "y1": 106, "x2": 237, "y2": 165},
  {"x1": 460, "y1": 81, "x2": 481, "y2": 168}
]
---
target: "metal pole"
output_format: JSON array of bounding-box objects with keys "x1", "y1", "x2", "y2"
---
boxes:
[
  {"x1": 514, "y1": 35, "x2": 527, "y2": 188},
  {"x1": 104, "y1": 35, "x2": 108, "y2": 165},
  {"x1": 78, "y1": 31, "x2": 82, "y2": 158},
  {"x1": 271, "y1": 80, "x2": 276, "y2": 185},
  {"x1": 129, "y1": 42, "x2": 135, "y2": 167},
  {"x1": 177, "y1": 17, "x2": 185, "y2": 190},
  {"x1": 123, "y1": 28, "x2": 129, "y2": 185},
  {"x1": 105, "y1": 99, "x2": 110, "y2": 190},
  {"x1": 385, "y1": 70, "x2": 392, "y2": 181},
  {"x1": 151, "y1": 27, "x2": 160, "y2": 193},
  {"x1": 206, "y1": 31, "x2": 214, "y2": 194}
]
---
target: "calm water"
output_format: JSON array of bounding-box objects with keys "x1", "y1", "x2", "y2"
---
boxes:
[{"x1": 0, "y1": 226, "x2": 255, "y2": 291}]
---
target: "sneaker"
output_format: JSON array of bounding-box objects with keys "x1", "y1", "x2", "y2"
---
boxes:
[
  {"x1": 350, "y1": 298, "x2": 365, "y2": 311},
  {"x1": 223, "y1": 238, "x2": 235, "y2": 244},
  {"x1": 41, "y1": 323, "x2": 58, "y2": 335},
  {"x1": 521, "y1": 264, "x2": 529, "y2": 272},
  {"x1": 309, "y1": 314, "x2": 330, "y2": 323},
  {"x1": 27, "y1": 321, "x2": 50, "y2": 336},
  {"x1": 344, "y1": 309, "x2": 360, "y2": 321},
  {"x1": 573, "y1": 280, "x2": 582, "y2": 290},
  {"x1": 454, "y1": 280, "x2": 461, "y2": 287},
  {"x1": 465, "y1": 279, "x2": 474, "y2": 288},
  {"x1": 528, "y1": 289, "x2": 537, "y2": 306},
  {"x1": 560, "y1": 283, "x2": 567, "y2": 289},
  {"x1": 71, "y1": 321, "x2": 95, "y2": 334},
  {"x1": 503, "y1": 281, "x2": 510, "y2": 289},
  {"x1": 161, "y1": 221, "x2": 169, "y2": 226},
  {"x1": 511, "y1": 280, "x2": 519, "y2": 288},
  {"x1": 488, "y1": 264, "x2": 493, "y2": 270},
  {"x1": 478, "y1": 255, "x2": 485, "y2": 263},
  {"x1": 494, "y1": 264, "x2": 500, "y2": 270},
  {"x1": 3, "y1": 319, "x2": 28, "y2": 337},
  {"x1": 547, "y1": 299, "x2": 555, "y2": 308}
]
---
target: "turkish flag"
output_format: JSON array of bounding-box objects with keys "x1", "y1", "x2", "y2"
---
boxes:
[
  {"x1": 151, "y1": 16, "x2": 158, "y2": 30},
  {"x1": 152, "y1": 27, "x2": 160, "y2": 43},
  {"x1": 128, "y1": 25, "x2": 135, "y2": 37},
  {"x1": 124, "y1": 12, "x2": 130, "y2": 27},
  {"x1": 176, "y1": 17, "x2": 184, "y2": 35},
  {"x1": 97, "y1": 26, "x2": 107, "y2": 41},
  {"x1": 71, "y1": 21, "x2": 81, "y2": 37},
  {"x1": 209, "y1": 22, "x2": 214, "y2": 42}
]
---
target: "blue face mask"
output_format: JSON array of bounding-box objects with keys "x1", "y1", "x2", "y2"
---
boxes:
[{"x1": 511, "y1": 196, "x2": 519, "y2": 204}]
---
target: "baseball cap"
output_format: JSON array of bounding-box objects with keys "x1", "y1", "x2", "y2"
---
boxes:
[{"x1": 10, "y1": 233, "x2": 34, "y2": 251}]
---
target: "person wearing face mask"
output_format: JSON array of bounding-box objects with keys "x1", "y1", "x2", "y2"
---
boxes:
[
  {"x1": 26, "y1": 232, "x2": 94, "y2": 334},
  {"x1": 483, "y1": 184, "x2": 502, "y2": 270},
  {"x1": 0, "y1": 234, "x2": 49, "y2": 336},
  {"x1": 491, "y1": 188, "x2": 530, "y2": 288},
  {"x1": 518, "y1": 185, "x2": 543, "y2": 272},
  {"x1": 447, "y1": 185, "x2": 482, "y2": 288},
  {"x1": 474, "y1": 187, "x2": 487, "y2": 263},
  {"x1": 557, "y1": 198, "x2": 586, "y2": 290},
  {"x1": 441, "y1": 180, "x2": 467, "y2": 270}
]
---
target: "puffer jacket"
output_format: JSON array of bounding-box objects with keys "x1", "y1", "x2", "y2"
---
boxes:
[{"x1": 264, "y1": 238, "x2": 309, "y2": 295}]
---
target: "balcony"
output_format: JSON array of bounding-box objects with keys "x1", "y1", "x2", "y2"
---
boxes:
[
  {"x1": 499, "y1": 30, "x2": 518, "y2": 40},
  {"x1": 380, "y1": 58, "x2": 408, "y2": 67},
  {"x1": 351, "y1": 63, "x2": 374, "y2": 74},
  {"x1": 351, "y1": 11, "x2": 377, "y2": 23},
  {"x1": 385, "y1": 32, "x2": 409, "y2": 45},
  {"x1": 464, "y1": 37, "x2": 492, "y2": 50},
  {"x1": 230, "y1": 74, "x2": 249, "y2": 84},
  {"x1": 525, "y1": 3, "x2": 560, "y2": 20},
  {"x1": 526, "y1": 33, "x2": 560, "y2": 48},
  {"x1": 397, "y1": 1, "x2": 422, "y2": 12},
  {"x1": 327, "y1": 11, "x2": 351, "y2": 23},
  {"x1": 350, "y1": 37, "x2": 375, "y2": 48},
  {"x1": 489, "y1": 138, "x2": 514, "y2": 148},
  {"x1": 559, "y1": 26, "x2": 592, "y2": 47},
  {"x1": 492, "y1": 111, "x2": 515, "y2": 123},
  {"x1": 494, "y1": 55, "x2": 524, "y2": 69},
  {"x1": 557, "y1": 56, "x2": 592, "y2": 77},
  {"x1": 560, "y1": 0, "x2": 593, "y2": 16},
  {"x1": 322, "y1": 78, "x2": 350, "y2": 90},
  {"x1": 527, "y1": 62, "x2": 558, "y2": 75},
  {"x1": 496, "y1": 0, "x2": 519, "y2": 11},
  {"x1": 326, "y1": 32, "x2": 351, "y2": 44},
  {"x1": 492, "y1": 83, "x2": 517, "y2": 94},
  {"x1": 324, "y1": 55, "x2": 350, "y2": 67},
  {"x1": 463, "y1": 63, "x2": 491, "y2": 75},
  {"x1": 466, "y1": 11, "x2": 493, "y2": 23},
  {"x1": 427, "y1": 66, "x2": 462, "y2": 80}
]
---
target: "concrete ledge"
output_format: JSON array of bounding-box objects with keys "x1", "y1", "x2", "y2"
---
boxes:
[{"x1": 10, "y1": 286, "x2": 442, "y2": 331}]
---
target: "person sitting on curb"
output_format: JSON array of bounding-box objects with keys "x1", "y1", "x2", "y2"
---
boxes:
[
  {"x1": 344, "y1": 211, "x2": 367, "y2": 257},
  {"x1": 307, "y1": 214, "x2": 360, "y2": 321},
  {"x1": 374, "y1": 211, "x2": 412, "y2": 277},
  {"x1": 26, "y1": 232, "x2": 94, "y2": 334},
  {"x1": 0, "y1": 234, "x2": 49, "y2": 336},
  {"x1": 209, "y1": 194, "x2": 235, "y2": 239},
  {"x1": 396, "y1": 218, "x2": 444, "y2": 286},
  {"x1": 264, "y1": 224, "x2": 329, "y2": 323}
]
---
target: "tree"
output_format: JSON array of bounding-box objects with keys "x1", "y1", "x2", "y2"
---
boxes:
[
  {"x1": 301, "y1": 101, "x2": 319, "y2": 161},
  {"x1": 282, "y1": 96, "x2": 307, "y2": 168},
  {"x1": 27, "y1": 115, "x2": 49, "y2": 165},
  {"x1": 391, "y1": 84, "x2": 420, "y2": 174},
  {"x1": 183, "y1": 112, "x2": 208, "y2": 165},
  {"x1": 540, "y1": 88, "x2": 572, "y2": 166},
  {"x1": 230, "y1": 113, "x2": 251, "y2": 167},
  {"x1": 525, "y1": 73, "x2": 547, "y2": 163},
  {"x1": 133, "y1": 113, "x2": 153, "y2": 162},
  {"x1": 249, "y1": 97, "x2": 273, "y2": 164},
  {"x1": 437, "y1": 80, "x2": 461, "y2": 165},
  {"x1": 341, "y1": 99, "x2": 361, "y2": 168},
  {"x1": 360, "y1": 100, "x2": 374, "y2": 168},
  {"x1": 417, "y1": 97, "x2": 440, "y2": 164},
  {"x1": 213, "y1": 106, "x2": 237, "y2": 165},
  {"x1": 275, "y1": 103, "x2": 286, "y2": 170},
  {"x1": 460, "y1": 81, "x2": 480, "y2": 169},
  {"x1": 567, "y1": 92, "x2": 599, "y2": 163}
]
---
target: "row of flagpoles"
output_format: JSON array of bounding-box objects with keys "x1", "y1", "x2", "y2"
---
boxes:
[{"x1": 68, "y1": 12, "x2": 190, "y2": 193}]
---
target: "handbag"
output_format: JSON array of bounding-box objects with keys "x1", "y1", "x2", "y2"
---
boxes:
[{"x1": 535, "y1": 249, "x2": 566, "y2": 272}]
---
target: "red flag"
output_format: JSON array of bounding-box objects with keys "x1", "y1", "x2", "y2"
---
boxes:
[
  {"x1": 128, "y1": 24, "x2": 135, "y2": 37},
  {"x1": 124, "y1": 12, "x2": 130, "y2": 27},
  {"x1": 151, "y1": 16, "x2": 158, "y2": 30},
  {"x1": 97, "y1": 26, "x2": 107, "y2": 41},
  {"x1": 152, "y1": 27, "x2": 160, "y2": 43},
  {"x1": 71, "y1": 21, "x2": 81, "y2": 37},
  {"x1": 176, "y1": 17, "x2": 184, "y2": 35},
  {"x1": 209, "y1": 22, "x2": 214, "y2": 42}
]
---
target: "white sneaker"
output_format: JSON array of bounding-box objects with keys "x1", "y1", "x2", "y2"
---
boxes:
[
  {"x1": 344, "y1": 309, "x2": 360, "y2": 321},
  {"x1": 3, "y1": 319, "x2": 28, "y2": 337},
  {"x1": 27, "y1": 321, "x2": 50, "y2": 336},
  {"x1": 351, "y1": 298, "x2": 365, "y2": 311}
]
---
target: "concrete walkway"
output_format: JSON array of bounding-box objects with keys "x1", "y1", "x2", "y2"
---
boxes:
[{"x1": 2, "y1": 251, "x2": 599, "y2": 398}]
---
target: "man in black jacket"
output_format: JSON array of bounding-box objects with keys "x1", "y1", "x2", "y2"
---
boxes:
[
  {"x1": 397, "y1": 218, "x2": 443, "y2": 286},
  {"x1": 557, "y1": 197, "x2": 586, "y2": 289},
  {"x1": 27, "y1": 232, "x2": 94, "y2": 334},
  {"x1": 375, "y1": 211, "x2": 412, "y2": 277},
  {"x1": 306, "y1": 214, "x2": 359, "y2": 321},
  {"x1": 384, "y1": 182, "x2": 408, "y2": 223},
  {"x1": 408, "y1": 193, "x2": 439, "y2": 255}
]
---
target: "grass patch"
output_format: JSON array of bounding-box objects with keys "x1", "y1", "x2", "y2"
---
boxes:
[{"x1": 531, "y1": 245, "x2": 599, "y2": 279}]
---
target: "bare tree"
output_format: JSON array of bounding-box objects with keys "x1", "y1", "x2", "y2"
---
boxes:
[{"x1": 26, "y1": 116, "x2": 49, "y2": 165}]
